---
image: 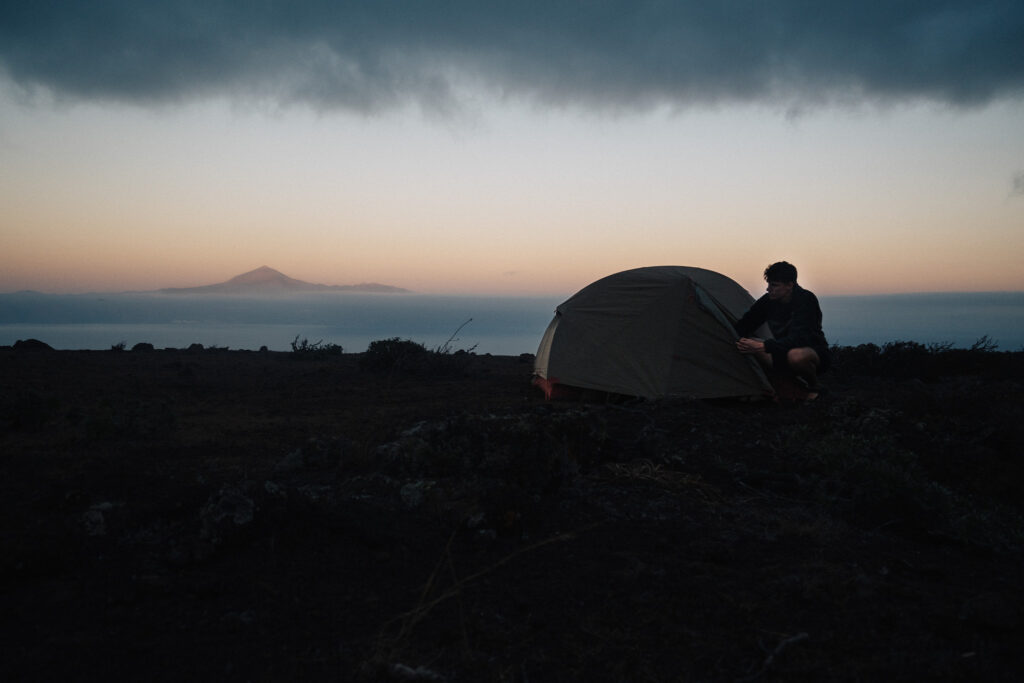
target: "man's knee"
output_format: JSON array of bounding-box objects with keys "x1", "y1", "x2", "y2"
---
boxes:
[{"x1": 787, "y1": 347, "x2": 820, "y2": 369}]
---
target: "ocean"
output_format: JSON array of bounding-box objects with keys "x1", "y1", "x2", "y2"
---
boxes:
[{"x1": 1, "y1": 291, "x2": 1022, "y2": 355}]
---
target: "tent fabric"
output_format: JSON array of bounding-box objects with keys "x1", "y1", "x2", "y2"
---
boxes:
[{"x1": 534, "y1": 266, "x2": 774, "y2": 400}]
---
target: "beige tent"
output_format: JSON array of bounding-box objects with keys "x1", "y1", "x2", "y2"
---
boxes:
[{"x1": 534, "y1": 266, "x2": 774, "y2": 400}]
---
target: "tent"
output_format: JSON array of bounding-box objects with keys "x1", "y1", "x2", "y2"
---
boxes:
[{"x1": 534, "y1": 266, "x2": 774, "y2": 400}]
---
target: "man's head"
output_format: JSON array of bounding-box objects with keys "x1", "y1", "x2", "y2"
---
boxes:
[{"x1": 763, "y1": 261, "x2": 797, "y2": 301}]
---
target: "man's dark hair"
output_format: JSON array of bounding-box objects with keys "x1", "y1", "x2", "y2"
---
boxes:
[{"x1": 764, "y1": 261, "x2": 797, "y2": 283}]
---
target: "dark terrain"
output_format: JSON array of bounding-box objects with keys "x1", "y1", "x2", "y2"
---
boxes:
[{"x1": 1, "y1": 340, "x2": 1022, "y2": 681}]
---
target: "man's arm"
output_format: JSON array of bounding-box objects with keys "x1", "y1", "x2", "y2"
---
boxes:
[{"x1": 733, "y1": 297, "x2": 767, "y2": 338}]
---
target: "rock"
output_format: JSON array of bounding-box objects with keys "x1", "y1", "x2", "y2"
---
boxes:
[
  {"x1": 274, "y1": 448, "x2": 305, "y2": 473},
  {"x1": 200, "y1": 485, "x2": 256, "y2": 544},
  {"x1": 81, "y1": 509, "x2": 107, "y2": 536},
  {"x1": 80, "y1": 502, "x2": 124, "y2": 537},
  {"x1": 400, "y1": 480, "x2": 435, "y2": 509},
  {"x1": 274, "y1": 437, "x2": 345, "y2": 472},
  {"x1": 131, "y1": 342, "x2": 155, "y2": 352},
  {"x1": 263, "y1": 480, "x2": 286, "y2": 498},
  {"x1": 388, "y1": 663, "x2": 446, "y2": 681}
]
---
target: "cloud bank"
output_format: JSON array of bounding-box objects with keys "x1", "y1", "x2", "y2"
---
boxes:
[{"x1": 2, "y1": 1, "x2": 1023, "y2": 113}]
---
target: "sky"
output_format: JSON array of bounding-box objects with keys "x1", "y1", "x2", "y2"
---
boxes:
[{"x1": 2, "y1": 1, "x2": 1023, "y2": 298}]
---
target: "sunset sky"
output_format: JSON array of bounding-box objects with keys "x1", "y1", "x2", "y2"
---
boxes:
[{"x1": 2, "y1": 2, "x2": 1023, "y2": 298}]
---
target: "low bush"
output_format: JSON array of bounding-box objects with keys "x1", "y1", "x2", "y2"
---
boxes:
[
  {"x1": 290, "y1": 336, "x2": 343, "y2": 360},
  {"x1": 831, "y1": 336, "x2": 1015, "y2": 381},
  {"x1": 360, "y1": 333, "x2": 478, "y2": 376},
  {"x1": 359, "y1": 337, "x2": 427, "y2": 371}
]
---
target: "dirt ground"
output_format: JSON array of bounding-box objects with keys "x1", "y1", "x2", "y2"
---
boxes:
[{"x1": 1, "y1": 344, "x2": 1022, "y2": 681}]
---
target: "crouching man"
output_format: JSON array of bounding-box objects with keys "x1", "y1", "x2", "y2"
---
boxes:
[{"x1": 735, "y1": 261, "x2": 831, "y2": 399}]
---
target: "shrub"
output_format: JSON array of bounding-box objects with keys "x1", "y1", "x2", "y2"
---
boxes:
[
  {"x1": 970, "y1": 335, "x2": 999, "y2": 352},
  {"x1": 359, "y1": 327, "x2": 479, "y2": 375},
  {"x1": 831, "y1": 338, "x2": 1011, "y2": 381},
  {"x1": 290, "y1": 335, "x2": 343, "y2": 360},
  {"x1": 359, "y1": 337, "x2": 427, "y2": 371},
  {"x1": 433, "y1": 318, "x2": 478, "y2": 356}
]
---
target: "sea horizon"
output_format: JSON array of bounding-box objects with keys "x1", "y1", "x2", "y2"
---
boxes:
[{"x1": 2, "y1": 290, "x2": 1023, "y2": 354}]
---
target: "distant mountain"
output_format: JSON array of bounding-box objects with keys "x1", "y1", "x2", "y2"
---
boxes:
[{"x1": 158, "y1": 266, "x2": 409, "y2": 295}]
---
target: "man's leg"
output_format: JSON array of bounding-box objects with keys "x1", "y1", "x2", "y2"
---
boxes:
[
  {"x1": 748, "y1": 347, "x2": 774, "y2": 369},
  {"x1": 786, "y1": 347, "x2": 821, "y2": 396}
]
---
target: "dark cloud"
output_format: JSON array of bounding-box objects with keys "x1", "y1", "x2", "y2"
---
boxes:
[
  {"x1": 2, "y1": 1, "x2": 1022, "y2": 112},
  {"x1": 1013, "y1": 171, "x2": 1024, "y2": 197}
]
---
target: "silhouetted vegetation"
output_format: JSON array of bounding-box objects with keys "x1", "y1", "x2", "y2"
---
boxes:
[
  {"x1": 2, "y1": 341, "x2": 1022, "y2": 681},
  {"x1": 830, "y1": 336, "x2": 1020, "y2": 382},
  {"x1": 289, "y1": 335, "x2": 343, "y2": 360},
  {"x1": 359, "y1": 337, "x2": 429, "y2": 371},
  {"x1": 360, "y1": 335, "x2": 478, "y2": 376}
]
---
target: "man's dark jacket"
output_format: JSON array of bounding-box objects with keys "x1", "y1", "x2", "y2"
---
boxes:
[{"x1": 734, "y1": 284, "x2": 831, "y2": 370}]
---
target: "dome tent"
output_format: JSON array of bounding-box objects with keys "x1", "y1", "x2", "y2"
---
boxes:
[{"x1": 534, "y1": 266, "x2": 774, "y2": 400}]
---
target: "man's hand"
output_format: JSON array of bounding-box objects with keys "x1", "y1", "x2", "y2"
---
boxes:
[{"x1": 736, "y1": 337, "x2": 765, "y2": 354}]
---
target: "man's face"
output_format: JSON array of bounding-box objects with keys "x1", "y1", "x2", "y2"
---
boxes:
[{"x1": 766, "y1": 280, "x2": 794, "y2": 301}]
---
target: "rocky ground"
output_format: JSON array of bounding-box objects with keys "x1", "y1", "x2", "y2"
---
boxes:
[{"x1": 1, "y1": 340, "x2": 1022, "y2": 681}]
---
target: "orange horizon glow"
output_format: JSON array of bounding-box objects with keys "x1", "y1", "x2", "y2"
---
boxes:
[
  {"x1": 2, "y1": 94, "x2": 1023, "y2": 301},
  {"x1": 2, "y1": 256, "x2": 1022, "y2": 299}
]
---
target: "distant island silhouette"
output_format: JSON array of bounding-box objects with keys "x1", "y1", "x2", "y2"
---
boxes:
[{"x1": 158, "y1": 266, "x2": 410, "y2": 294}]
